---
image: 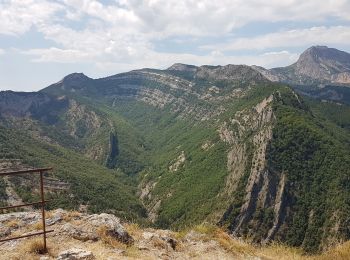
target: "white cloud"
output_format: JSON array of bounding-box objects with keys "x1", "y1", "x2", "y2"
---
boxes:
[
  {"x1": 62, "y1": 0, "x2": 141, "y2": 25},
  {"x1": 2, "y1": 0, "x2": 350, "y2": 82},
  {"x1": 2, "y1": 0, "x2": 350, "y2": 37},
  {"x1": 202, "y1": 26, "x2": 350, "y2": 51},
  {"x1": 24, "y1": 47, "x2": 92, "y2": 63},
  {"x1": 0, "y1": 49, "x2": 4, "y2": 55},
  {"x1": 0, "y1": 0, "x2": 63, "y2": 35},
  {"x1": 120, "y1": 0, "x2": 350, "y2": 37}
]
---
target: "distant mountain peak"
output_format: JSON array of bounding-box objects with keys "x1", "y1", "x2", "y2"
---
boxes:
[
  {"x1": 297, "y1": 45, "x2": 350, "y2": 65},
  {"x1": 60, "y1": 72, "x2": 92, "y2": 87},
  {"x1": 309, "y1": 45, "x2": 329, "y2": 50},
  {"x1": 62, "y1": 72, "x2": 91, "y2": 82},
  {"x1": 167, "y1": 63, "x2": 198, "y2": 72},
  {"x1": 270, "y1": 46, "x2": 350, "y2": 85},
  {"x1": 41, "y1": 72, "x2": 93, "y2": 94}
]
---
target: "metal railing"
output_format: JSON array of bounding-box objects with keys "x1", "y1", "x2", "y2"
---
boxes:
[{"x1": 0, "y1": 168, "x2": 53, "y2": 253}]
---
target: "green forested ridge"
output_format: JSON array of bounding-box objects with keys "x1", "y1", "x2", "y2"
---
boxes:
[
  {"x1": 267, "y1": 91, "x2": 350, "y2": 252},
  {"x1": 216, "y1": 87, "x2": 350, "y2": 252}
]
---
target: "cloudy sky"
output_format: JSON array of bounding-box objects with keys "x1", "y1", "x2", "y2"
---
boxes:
[{"x1": 1, "y1": 0, "x2": 350, "y2": 91}]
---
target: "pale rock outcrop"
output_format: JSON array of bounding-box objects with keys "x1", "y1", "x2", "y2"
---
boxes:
[
  {"x1": 219, "y1": 95, "x2": 275, "y2": 199},
  {"x1": 218, "y1": 94, "x2": 288, "y2": 242},
  {"x1": 66, "y1": 100, "x2": 102, "y2": 138},
  {"x1": 169, "y1": 151, "x2": 186, "y2": 172},
  {"x1": 56, "y1": 248, "x2": 95, "y2": 260},
  {"x1": 58, "y1": 213, "x2": 134, "y2": 244}
]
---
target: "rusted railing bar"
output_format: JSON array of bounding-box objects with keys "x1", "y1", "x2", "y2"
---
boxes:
[
  {"x1": 0, "y1": 168, "x2": 52, "y2": 176},
  {"x1": 0, "y1": 167, "x2": 53, "y2": 252},
  {"x1": 0, "y1": 230, "x2": 54, "y2": 243},
  {"x1": 39, "y1": 170, "x2": 47, "y2": 251},
  {"x1": 0, "y1": 200, "x2": 51, "y2": 211}
]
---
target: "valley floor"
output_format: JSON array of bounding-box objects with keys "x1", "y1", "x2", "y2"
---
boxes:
[{"x1": 0, "y1": 210, "x2": 349, "y2": 260}]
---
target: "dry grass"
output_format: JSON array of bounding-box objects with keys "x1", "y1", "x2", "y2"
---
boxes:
[
  {"x1": 151, "y1": 236, "x2": 168, "y2": 249},
  {"x1": 212, "y1": 228, "x2": 256, "y2": 256},
  {"x1": 192, "y1": 224, "x2": 350, "y2": 260},
  {"x1": 125, "y1": 223, "x2": 142, "y2": 239},
  {"x1": 193, "y1": 223, "x2": 217, "y2": 235},
  {"x1": 5, "y1": 219, "x2": 21, "y2": 228},
  {"x1": 258, "y1": 242, "x2": 307, "y2": 260},
  {"x1": 189, "y1": 223, "x2": 252, "y2": 254},
  {"x1": 174, "y1": 223, "x2": 216, "y2": 241},
  {"x1": 313, "y1": 241, "x2": 350, "y2": 260},
  {"x1": 21, "y1": 238, "x2": 48, "y2": 255},
  {"x1": 62, "y1": 211, "x2": 81, "y2": 222},
  {"x1": 182, "y1": 224, "x2": 307, "y2": 259},
  {"x1": 124, "y1": 245, "x2": 140, "y2": 258},
  {"x1": 45, "y1": 210, "x2": 54, "y2": 219},
  {"x1": 96, "y1": 225, "x2": 128, "y2": 249},
  {"x1": 26, "y1": 221, "x2": 43, "y2": 232},
  {"x1": 174, "y1": 227, "x2": 191, "y2": 240}
]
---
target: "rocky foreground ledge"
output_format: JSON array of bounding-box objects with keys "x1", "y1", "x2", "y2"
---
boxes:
[
  {"x1": 0, "y1": 209, "x2": 348, "y2": 260},
  {"x1": 0, "y1": 209, "x2": 237, "y2": 260}
]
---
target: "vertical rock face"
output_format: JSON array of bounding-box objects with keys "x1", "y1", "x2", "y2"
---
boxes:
[
  {"x1": 218, "y1": 94, "x2": 285, "y2": 243},
  {"x1": 219, "y1": 95, "x2": 274, "y2": 198},
  {"x1": 106, "y1": 132, "x2": 119, "y2": 169},
  {"x1": 65, "y1": 100, "x2": 102, "y2": 138}
]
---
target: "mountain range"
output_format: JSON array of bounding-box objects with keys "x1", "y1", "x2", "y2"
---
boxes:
[{"x1": 0, "y1": 46, "x2": 350, "y2": 253}]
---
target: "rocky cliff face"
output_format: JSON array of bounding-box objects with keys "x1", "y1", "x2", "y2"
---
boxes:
[
  {"x1": 0, "y1": 91, "x2": 68, "y2": 121},
  {"x1": 271, "y1": 46, "x2": 350, "y2": 85},
  {"x1": 217, "y1": 93, "x2": 287, "y2": 244}
]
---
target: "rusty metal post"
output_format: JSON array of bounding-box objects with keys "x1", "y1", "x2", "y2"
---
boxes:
[
  {"x1": 39, "y1": 170, "x2": 47, "y2": 252},
  {"x1": 0, "y1": 168, "x2": 53, "y2": 250}
]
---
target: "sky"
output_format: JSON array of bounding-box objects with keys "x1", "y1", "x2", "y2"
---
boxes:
[{"x1": 1, "y1": 0, "x2": 350, "y2": 91}]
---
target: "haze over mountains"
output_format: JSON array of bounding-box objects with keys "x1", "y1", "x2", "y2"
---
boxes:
[{"x1": 0, "y1": 46, "x2": 350, "y2": 253}]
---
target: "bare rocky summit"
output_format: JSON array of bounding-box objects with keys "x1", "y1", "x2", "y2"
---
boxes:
[{"x1": 270, "y1": 46, "x2": 350, "y2": 85}]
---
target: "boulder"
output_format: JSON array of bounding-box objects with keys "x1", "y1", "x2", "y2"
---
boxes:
[
  {"x1": 57, "y1": 213, "x2": 133, "y2": 244},
  {"x1": 0, "y1": 212, "x2": 40, "y2": 227},
  {"x1": 0, "y1": 226, "x2": 11, "y2": 238},
  {"x1": 86, "y1": 213, "x2": 134, "y2": 244},
  {"x1": 141, "y1": 230, "x2": 177, "y2": 250},
  {"x1": 56, "y1": 248, "x2": 94, "y2": 260},
  {"x1": 59, "y1": 223, "x2": 98, "y2": 241},
  {"x1": 47, "y1": 208, "x2": 65, "y2": 226}
]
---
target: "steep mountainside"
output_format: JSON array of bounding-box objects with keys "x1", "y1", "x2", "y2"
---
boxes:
[
  {"x1": 0, "y1": 55, "x2": 349, "y2": 253},
  {"x1": 271, "y1": 46, "x2": 350, "y2": 86},
  {"x1": 253, "y1": 46, "x2": 350, "y2": 104}
]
